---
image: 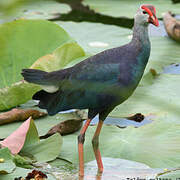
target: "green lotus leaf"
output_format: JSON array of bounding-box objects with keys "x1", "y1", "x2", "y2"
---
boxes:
[
  {"x1": 57, "y1": 21, "x2": 131, "y2": 54},
  {"x1": 21, "y1": 133, "x2": 62, "y2": 163},
  {"x1": 111, "y1": 74, "x2": 180, "y2": 122},
  {"x1": 0, "y1": 19, "x2": 71, "y2": 88},
  {"x1": 0, "y1": 148, "x2": 16, "y2": 174},
  {"x1": 0, "y1": 19, "x2": 86, "y2": 111},
  {"x1": 1, "y1": 117, "x2": 63, "y2": 164},
  {"x1": 0, "y1": 0, "x2": 70, "y2": 24},
  {"x1": 57, "y1": 120, "x2": 180, "y2": 168}
]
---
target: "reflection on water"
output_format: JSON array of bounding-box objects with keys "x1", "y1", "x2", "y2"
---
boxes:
[
  {"x1": 81, "y1": 157, "x2": 162, "y2": 180},
  {"x1": 49, "y1": 157, "x2": 180, "y2": 180}
]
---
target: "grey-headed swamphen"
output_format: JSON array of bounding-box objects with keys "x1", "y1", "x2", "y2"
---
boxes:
[{"x1": 22, "y1": 4, "x2": 159, "y2": 177}]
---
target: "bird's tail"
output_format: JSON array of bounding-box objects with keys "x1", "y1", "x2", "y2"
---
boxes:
[
  {"x1": 33, "y1": 90, "x2": 62, "y2": 115},
  {"x1": 21, "y1": 69, "x2": 49, "y2": 85},
  {"x1": 22, "y1": 68, "x2": 66, "y2": 115}
]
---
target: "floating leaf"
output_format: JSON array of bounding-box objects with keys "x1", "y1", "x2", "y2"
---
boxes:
[
  {"x1": 0, "y1": 148, "x2": 16, "y2": 174},
  {"x1": 0, "y1": 0, "x2": 71, "y2": 24},
  {"x1": 30, "y1": 40, "x2": 85, "y2": 71},
  {"x1": 0, "y1": 19, "x2": 72, "y2": 111},
  {"x1": 57, "y1": 21, "x2": 131, "y2": 54},
  {"x1": 0, "y1": 82, "x2": 41, "y2": 111},
  {"x1": 18, "y1": 0, "x2": 70, "y2": 20},
  {"x1": 111, "y1": 74, "x2": 180, "y2": 123},
  {"x1": 21, "y1": 133, "x2": 62, "y2": 163},
  {"x1": 56, "y1": 120, "x2": 180, "y2": 168},
  {"x1": 83, "y1": 0, "x2": 180, "y2": 18},
  {"x1": 0, "y1": 40, "x2": 86, "y2": 111},
  {"x1": 0, "y1": 116, "x2": 63, "y2": 163},
  {"x1": 0, "y1": 19, "x2": 71, "y2": 88},
  {"x1": 13, "y1": 154, "x2": 33, "y2": 169},
  {"x1": 146, "y1": 37, "x2": 180, "y2": 73}
]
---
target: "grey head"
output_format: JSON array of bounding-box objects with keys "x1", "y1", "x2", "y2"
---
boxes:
[{"x1": 134, "y1": 4, "x2": 159, "y2": 27}]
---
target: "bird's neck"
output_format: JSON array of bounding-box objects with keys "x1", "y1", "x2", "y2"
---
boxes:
[
  {"x1": 131, "y1": 21, "x2": 150, "y2": 46},
  {"x1": 129, "y1": 21, "x2": 151, "y2": 87},
  {"x1": 131, "y1": 20, "x2": 151, "y2": 62}
]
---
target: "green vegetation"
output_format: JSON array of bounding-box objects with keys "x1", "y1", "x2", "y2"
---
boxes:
[{"x1": 0, "y1": 0, "x2": 180, "y2": 179}]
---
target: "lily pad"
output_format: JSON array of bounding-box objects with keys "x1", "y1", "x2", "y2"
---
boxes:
[
  {"x1": 19, "y1": 0, "x2": 71, "y2": 20},
  {"x1": 111, "y1": 74, "x2": 180, "y2": 123},
  {"x1": 0, "y1": 36, "x2": 86, "y2": 111},
  {"x1": 0, "y1": 148, "x2": 16, "y2": 174},
  {"x1": 30, "y1": 40, "x2": 85, "y2": 71},
  {"x1": 146, "y1": 37, "x2": 180, "y2": 73},
  {"x1": 58, "y1": 122, "x2": 180, "y2": 168},
  {"x1": 21, "y1": 133, "x2": 62, "y2": 163},
  {"x1": 0, "y1": 0, "x2": 71, "y2": 24},
  {"x1": 0, "y1": 19, "x2": 71, "y2": 88},
  {"x1": 13, "y1": 154, "x2": 34, "y2": 169},
  {"x1": 0, "y1": 117, "x2": 63, "y2": 163},
  {"x1": 57, "y1": 21, "x2": 131, "y2": 54},
  {"x1": 0, "y1": 19, "x2": 73, "y2": 110},
  {"x1": 0, "y1": 82, "x2": 40, "y2": 111},
  {"x1": 83, "y1": 0, "x2": 180, "y2": 18}
]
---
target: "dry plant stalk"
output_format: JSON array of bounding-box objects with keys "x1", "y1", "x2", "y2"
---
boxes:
[
  {"x1": 163, "y1": 12, "x2": 180, "y2": 42},
  {"x1": 0, "y1": 108, "x2": 47, "y2": 125}
]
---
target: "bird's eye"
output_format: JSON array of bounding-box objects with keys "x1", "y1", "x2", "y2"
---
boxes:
[{"x1": 143, "y1": 11, "x2": 148, "y2": 14}]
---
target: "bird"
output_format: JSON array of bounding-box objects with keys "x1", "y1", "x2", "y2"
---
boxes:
[{"x1": 21, "y1": 4, "x2": 159, "y2": 177}]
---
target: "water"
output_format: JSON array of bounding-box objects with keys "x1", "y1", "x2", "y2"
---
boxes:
[
  {"x1": 163, "y1": 63, "x2": 180, "y2": 74},
  {"x1": 90, "y1": 115, "x2": 154, "y2": 128}
]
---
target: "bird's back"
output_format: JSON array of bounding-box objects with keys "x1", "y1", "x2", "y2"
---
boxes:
[{"x1": 27, "y1": 41, "x2": 149, "y2": 115}]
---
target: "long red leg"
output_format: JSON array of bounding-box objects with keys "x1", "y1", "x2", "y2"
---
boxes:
[
  {"x1": 78, "y1": 119, "x2": 92, "y2": 177},
  {"x1": 92, "y1": 120, "x2": 104, "y2": 174}
]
